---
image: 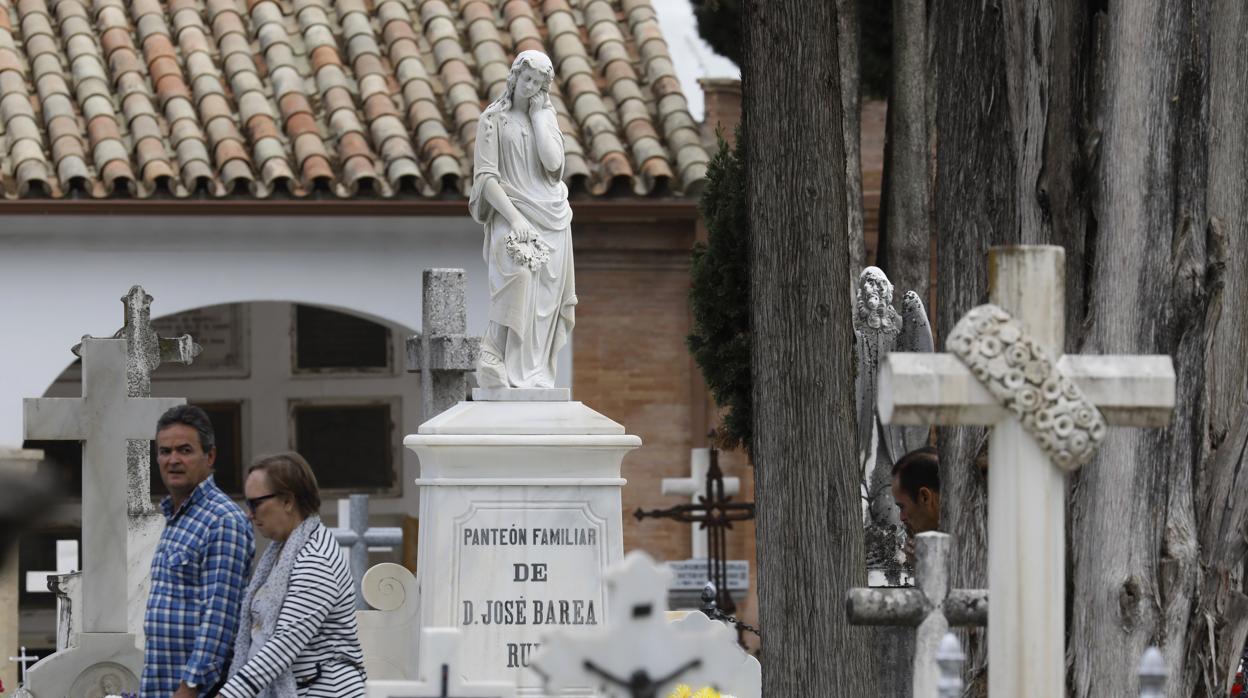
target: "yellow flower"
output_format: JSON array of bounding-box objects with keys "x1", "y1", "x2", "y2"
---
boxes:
[{"x1": 667, "y1": 684, "x2": 720, "y2": 698}]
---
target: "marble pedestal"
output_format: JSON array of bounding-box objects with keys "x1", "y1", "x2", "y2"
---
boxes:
[
  {"x1": 405, "y1": 400, "x2": 640, "y2": 697},
  {"x1": 14, "y1": 633, "x2": 141, "y2": 697}
]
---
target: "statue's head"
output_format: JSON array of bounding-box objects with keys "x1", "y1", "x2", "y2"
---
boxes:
[
  {"x1": 856, "y1": 267, "x2": 900, "y2": 331},
  {"x1": 507, "y1": 50, "x2": 555, "y2": 102}
]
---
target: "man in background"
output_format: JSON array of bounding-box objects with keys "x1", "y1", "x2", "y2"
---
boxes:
[{"x1": 891, "y1": 446, "x2": 941, "y2": 560}]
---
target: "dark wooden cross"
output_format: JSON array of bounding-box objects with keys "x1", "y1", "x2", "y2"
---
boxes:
[{"x1": 633, "y1": 435, "x2": 754, "y2": 615}]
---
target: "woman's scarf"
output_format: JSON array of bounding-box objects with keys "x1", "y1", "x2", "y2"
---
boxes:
[{"x1": 228, "y1": 515, "x2": 321, "y2": 698}]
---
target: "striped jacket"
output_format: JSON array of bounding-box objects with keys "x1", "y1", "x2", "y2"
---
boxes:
[{"x1": 217, "y1": 523, "x2": 367, "y2": 697}]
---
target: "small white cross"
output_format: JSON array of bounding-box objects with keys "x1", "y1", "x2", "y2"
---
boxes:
[
  {"x1": 661, "y1": 449, "x2": 740, "y2": 558},
  {"x1": 9, "y1": 646, "x2": 38, "y2": 684},
  {"x1": 878, "y1": 245, "x2": 1176, "y2": 697},
  {"x1": 24, "y1": 539, "x2": 78, "y2": 593}
]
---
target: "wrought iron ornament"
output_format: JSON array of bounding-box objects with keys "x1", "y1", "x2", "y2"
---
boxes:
[{"x1": 633, "y1": 434, "x2": 755, "y2": 615}]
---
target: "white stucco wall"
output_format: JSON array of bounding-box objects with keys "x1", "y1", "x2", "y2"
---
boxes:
[{"x1": 0, "y1": 214, "x2": 569, "y2": 452}]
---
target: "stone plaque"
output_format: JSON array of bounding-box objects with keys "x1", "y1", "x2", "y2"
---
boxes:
[
  {"x1": 453, "y1": 503, "x2": 607, "y2": 676},
  {"x1": 664, "y1": 559, "x2": 750, "y2": 592},
  {"x1": 150, "y1": 304, "x2": 248, "y2": 377}
]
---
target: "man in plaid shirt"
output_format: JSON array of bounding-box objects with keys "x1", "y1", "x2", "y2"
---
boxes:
[{"x1": 143, "y1": 406, "x2": 254, "y2": 697}]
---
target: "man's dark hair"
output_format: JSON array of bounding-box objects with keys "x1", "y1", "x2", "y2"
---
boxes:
[
  {"x1": 891, "y1": 446, "x2": 939, "y2": 501},
  {"x1": 155, "y1": 405, "x2": 216, "y2": 453}
]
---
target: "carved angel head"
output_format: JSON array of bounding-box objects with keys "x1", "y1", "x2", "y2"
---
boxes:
[{"x1": 856, "y1": 266, "x2": 900, "y2": 331}]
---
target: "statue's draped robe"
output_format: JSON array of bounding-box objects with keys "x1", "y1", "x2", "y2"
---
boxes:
[{"x1": 469, "y1": 107, "x2": 576, "y2": 388}]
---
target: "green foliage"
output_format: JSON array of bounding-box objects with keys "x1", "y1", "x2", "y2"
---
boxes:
[
  {"x1": 690, "y1": 0, "x2": 742, "y2": 64},
  {"x1": 688, "y1": 133, "x2": 751, "y2": 452},
  {"x1": 690, "y1": 0, "x2": 893, "y2": 99}
]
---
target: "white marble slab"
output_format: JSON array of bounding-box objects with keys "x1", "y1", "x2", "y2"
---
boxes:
[
  {"x1": 471, "y1": 388, "x2": 571, "y2": 402},
  {"x1": 407, "y1": 400, "x2": 640, "y2": 696}
]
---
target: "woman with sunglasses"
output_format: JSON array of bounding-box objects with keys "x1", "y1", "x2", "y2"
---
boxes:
[{"x1": 216, "y1": 452, "x2": 366, "y2": 697}]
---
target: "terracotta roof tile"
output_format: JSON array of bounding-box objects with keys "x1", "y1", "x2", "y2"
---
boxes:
[{"x1": 1, "y1": 0, "x2": 709, "y2": 200}]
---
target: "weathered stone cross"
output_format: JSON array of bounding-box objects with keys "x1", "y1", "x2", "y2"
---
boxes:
[
  {"x1": 847, "y1": 532, "x2": 987, "y2": 696},
  {"x1": 406, "y1": 269, "x2": 480, "y2": 421},
  {"x1": 879, "y1": 246, "x2": 1176, "y2": 696},
  {"x1": 110, "y1": 285, "x2": 200, "y2": 510},
  {"x1": 24, "y1": 338, "x2": 185, "y2": 634},
  {"x1": 330, "y1": 494, "x2": 403, "y2": 609}
]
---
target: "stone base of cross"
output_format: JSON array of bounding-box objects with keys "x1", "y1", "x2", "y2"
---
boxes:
[{"x1": 878, "y1": 246, "x2": 1176, "y2": 696}]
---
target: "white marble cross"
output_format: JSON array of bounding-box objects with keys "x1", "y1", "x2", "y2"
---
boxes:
[
  {"x1": 24, "y1": 338, "x2": 184, "y2": 633},
  {"x1": 531, "y1": 551, "x2": 741, "y2": 697},
  {"x1": 878, "y1": 245, "x2": 1176, "y2": 697},
  {"x1": 330, "y1": 494, "x2": 403, "y2": 609},
  {"x1": 24, "y1": 539, "x2": 77, "y2": 593},
  {"x1": 367, "y1": 627, "x2": 515, "y2": 698},
  {"x1": 661, "y1": 448, "x2": 739, "y2": 558},
  {"x1": 846, "y1": 532, "x2": 987, "y2": 696}
]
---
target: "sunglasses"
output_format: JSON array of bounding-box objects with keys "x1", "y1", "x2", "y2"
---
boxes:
[{"x1": 245, "y1": 493, "x2": 281, "y2": 513}]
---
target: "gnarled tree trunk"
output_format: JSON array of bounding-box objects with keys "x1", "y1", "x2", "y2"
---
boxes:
[
  {"x1": 931, "y1": 1, "x2": 1248, "y2": 694},
  {"x1": 743, "y1": 1, "x2": 877, "y2": 695}
]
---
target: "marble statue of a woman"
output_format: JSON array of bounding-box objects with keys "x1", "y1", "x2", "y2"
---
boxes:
[{"x1": 469, "y1": 50, "x2": 576, "y2": 390}]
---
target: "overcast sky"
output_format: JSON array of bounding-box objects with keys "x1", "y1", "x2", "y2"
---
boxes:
[{"x1": 652, "y1": 1, "x2": 740, "y2": 121}]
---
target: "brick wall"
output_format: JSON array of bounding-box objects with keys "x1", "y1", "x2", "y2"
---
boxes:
[{"x1": 573, "y1": 216, "x2": 759, "y2": 649}]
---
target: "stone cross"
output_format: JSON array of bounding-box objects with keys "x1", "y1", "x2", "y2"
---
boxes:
[
  {"x1": 24, "y1": 338, "x2": 185, "y2": 633},
  {"x1": 8, "y1": 647, "x2": 36, "y2": 684},
  {"x1": 406, "y1": 269, "x2": 480, "y2": 421},
  {"x1": 660, "y1": 448, "x2": 739, "y2": 558},
  {"x1": 108, "y1": 285, "x2": 200, "y2": 512},
  {"x1": 330, "y1": 495, "x2": 403, "y2": 609},
  {"x1": 24, "y1": 539, "x2": 77, "y2": 593},
  {"x1": 846, "y1": 532, "x2": 987, "y2": 696},
  {"x1": 532, "y1": 551, "x2": 742, "y2": 698},
  {"x1": 366, "y1": 627, "x2": 515, "y2": 698},
  {"x1": 879, "y1": 245, "x2": 1176, "y2": 697}
]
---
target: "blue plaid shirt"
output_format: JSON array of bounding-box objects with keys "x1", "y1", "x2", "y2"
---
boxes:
[{"x1": 143, "y1": 476, "x2": 254, "y2": 696}]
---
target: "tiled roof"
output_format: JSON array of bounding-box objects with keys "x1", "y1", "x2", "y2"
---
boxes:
[{"x1": 0, "y1": 0, "x2": 709, "y2": 199}]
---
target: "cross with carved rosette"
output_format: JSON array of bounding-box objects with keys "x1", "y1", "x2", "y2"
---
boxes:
[{"x1": 879, "y1": 245, "x2": 1176, "y2": 697}]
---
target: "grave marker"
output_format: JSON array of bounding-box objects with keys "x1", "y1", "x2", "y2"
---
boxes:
[
  {"x1": 660, "y1": 448, "x2": 739, "y2": 558},
  {"x1": 878, "y1": 245, "x2": 1176, "y2": 696},
  {"x1": 406, "y1": 269, "x2": 480, "y2": 420},
  {"x1": 19, "y1": 338, "x2": 184, "y2": 696},
  {"x1": 331, "y1": 495, "x2": 404, "y2": 609},
  {"x1": 406, "y1": 398, "x2": 639, "y2": 695},
  {"x1": 847, "y1": 532, "x2": 986, "y2": 696}
]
